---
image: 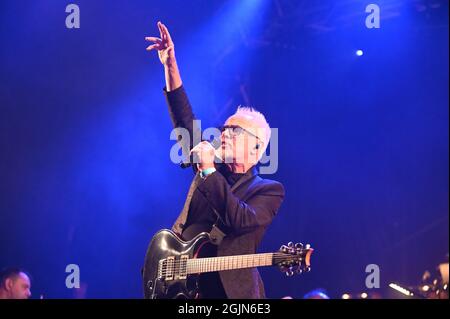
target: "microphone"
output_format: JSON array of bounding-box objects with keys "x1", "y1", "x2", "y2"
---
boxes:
[{"x1": 180, "y1": 137, "x2": 222, "y2": 169}]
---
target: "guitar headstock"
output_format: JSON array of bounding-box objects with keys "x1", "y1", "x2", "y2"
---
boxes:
[{"x1": 275, "y1": 242, "x2": 314, "y2": 276}]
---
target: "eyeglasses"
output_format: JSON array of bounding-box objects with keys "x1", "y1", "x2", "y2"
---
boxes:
[{"x1": 220, "y1": 125, "x2": 261, "y2": 141}]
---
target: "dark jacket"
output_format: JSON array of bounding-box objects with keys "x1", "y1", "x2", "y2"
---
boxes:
[{"x1": 164, "y1": 85, "x2": 285, "y2": 298}]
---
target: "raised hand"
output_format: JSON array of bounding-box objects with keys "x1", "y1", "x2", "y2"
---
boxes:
[{"x1": 145, "y1": 21, "x2": 176, "y2": 66}]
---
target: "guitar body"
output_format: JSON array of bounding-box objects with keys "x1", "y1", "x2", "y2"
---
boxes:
[
  {"x1": 142, "y1": 229, "x2": 211, "y2": 299},
  {"x1": 142, "y1": 229, "x2": 313, "y2": 299}
]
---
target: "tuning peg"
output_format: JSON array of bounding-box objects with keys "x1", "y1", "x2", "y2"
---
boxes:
[
  {"x1": 296, "y1": 268, "x2": 303, "y2": 275},
  {"x1": 295, "y1": 243, "x2": 303, "y2": 249},
  {"x1": 288, "y1": 242, "x2": 294, "y2": 247},
  {"x1": 305, "y1": 266, "x2": 311, "y2": 272},
  {"x1": 305, "y1": 244, "x2": 311, "y2": 249},
  {"x1": 286, "y1": 269, "x2": 294, "y2": 277}
]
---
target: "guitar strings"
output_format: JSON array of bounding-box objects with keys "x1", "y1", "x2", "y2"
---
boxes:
[{"x1": 158, "y1": 253, "x2": 306, "y2": 276}]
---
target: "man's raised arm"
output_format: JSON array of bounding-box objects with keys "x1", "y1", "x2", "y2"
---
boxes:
[
  {"x1": 145, "y1": 22, "x2": 199, "y2": 163},
  {"x1": 146, "y1": 21, "x2": 182, "y2": 92}
]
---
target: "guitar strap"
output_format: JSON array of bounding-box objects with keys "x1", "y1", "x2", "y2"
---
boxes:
[{"x1": 172, "y1": 172, "x2": 201, "y2": 235}]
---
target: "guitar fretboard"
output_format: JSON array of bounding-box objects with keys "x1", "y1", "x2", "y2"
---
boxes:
[{"x1": 186, "y1": 253, "x2": 274, "y2": 274}]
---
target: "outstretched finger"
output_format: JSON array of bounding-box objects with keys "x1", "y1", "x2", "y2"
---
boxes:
[
  {"x1": 157, "y1": 21, "x2": 166, "y2": 42},
  {"x1": 145, "y1": 36, "x2": 162, "y2": 44},
  {"x1": 161, "y1": 23, "x2": 173, "y2": 45},
  {"x1": 146, "y1": 44, "x2": 159, "y2": 51}
]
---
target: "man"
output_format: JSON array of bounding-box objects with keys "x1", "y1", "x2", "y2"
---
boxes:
[
  {"x1": 145, "y1": 22, "x2": 285, "y2": 299},
  {"x1": 0, "y1": 268, "x2": 32, "y2": 299}
]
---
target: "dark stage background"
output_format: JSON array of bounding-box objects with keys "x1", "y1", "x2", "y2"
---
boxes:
[{"x1": 0, "y1": 0, "x2": 448, "y2": 298}]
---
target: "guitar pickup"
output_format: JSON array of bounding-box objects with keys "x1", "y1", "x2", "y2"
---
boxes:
[
  {"x1": 165, "y1": 256, "x2": 175, "y2": 281},
  {"x1": 177, "y1": 255, "x2": 188, "y2": 280}
]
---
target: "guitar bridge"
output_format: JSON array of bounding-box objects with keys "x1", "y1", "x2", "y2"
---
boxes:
[{"x1": 157, "y1": 259, "x2": 164, "y2": 279}]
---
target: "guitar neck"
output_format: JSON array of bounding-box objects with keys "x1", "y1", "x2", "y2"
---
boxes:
[{"x1": 187, "y1": 253, "x2": 275, "y2": 274}]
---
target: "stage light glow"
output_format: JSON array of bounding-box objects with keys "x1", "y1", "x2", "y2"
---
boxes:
[
  {"x1": 389, "y1": 283, "x2": 414, "y2": 296},
  {"x1": 356, "y1": 49, "x2": 364, "y2": 56}
]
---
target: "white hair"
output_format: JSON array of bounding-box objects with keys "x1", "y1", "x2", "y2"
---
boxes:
[{"x1": 233, "y1": 106, "x2": 271, "y2": 154}]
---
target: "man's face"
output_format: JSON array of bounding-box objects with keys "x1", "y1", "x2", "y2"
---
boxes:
[
  {"x1": 6, "y1": 272, "x2": 31, "y2": 299},
  {"x1": 221, "y1": 115, "x2": 262, "y2": 165}
]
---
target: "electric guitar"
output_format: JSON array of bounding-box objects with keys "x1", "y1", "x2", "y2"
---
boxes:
[{"x1": 142, "y1": 229, "x2": 314, "y2": 299}]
